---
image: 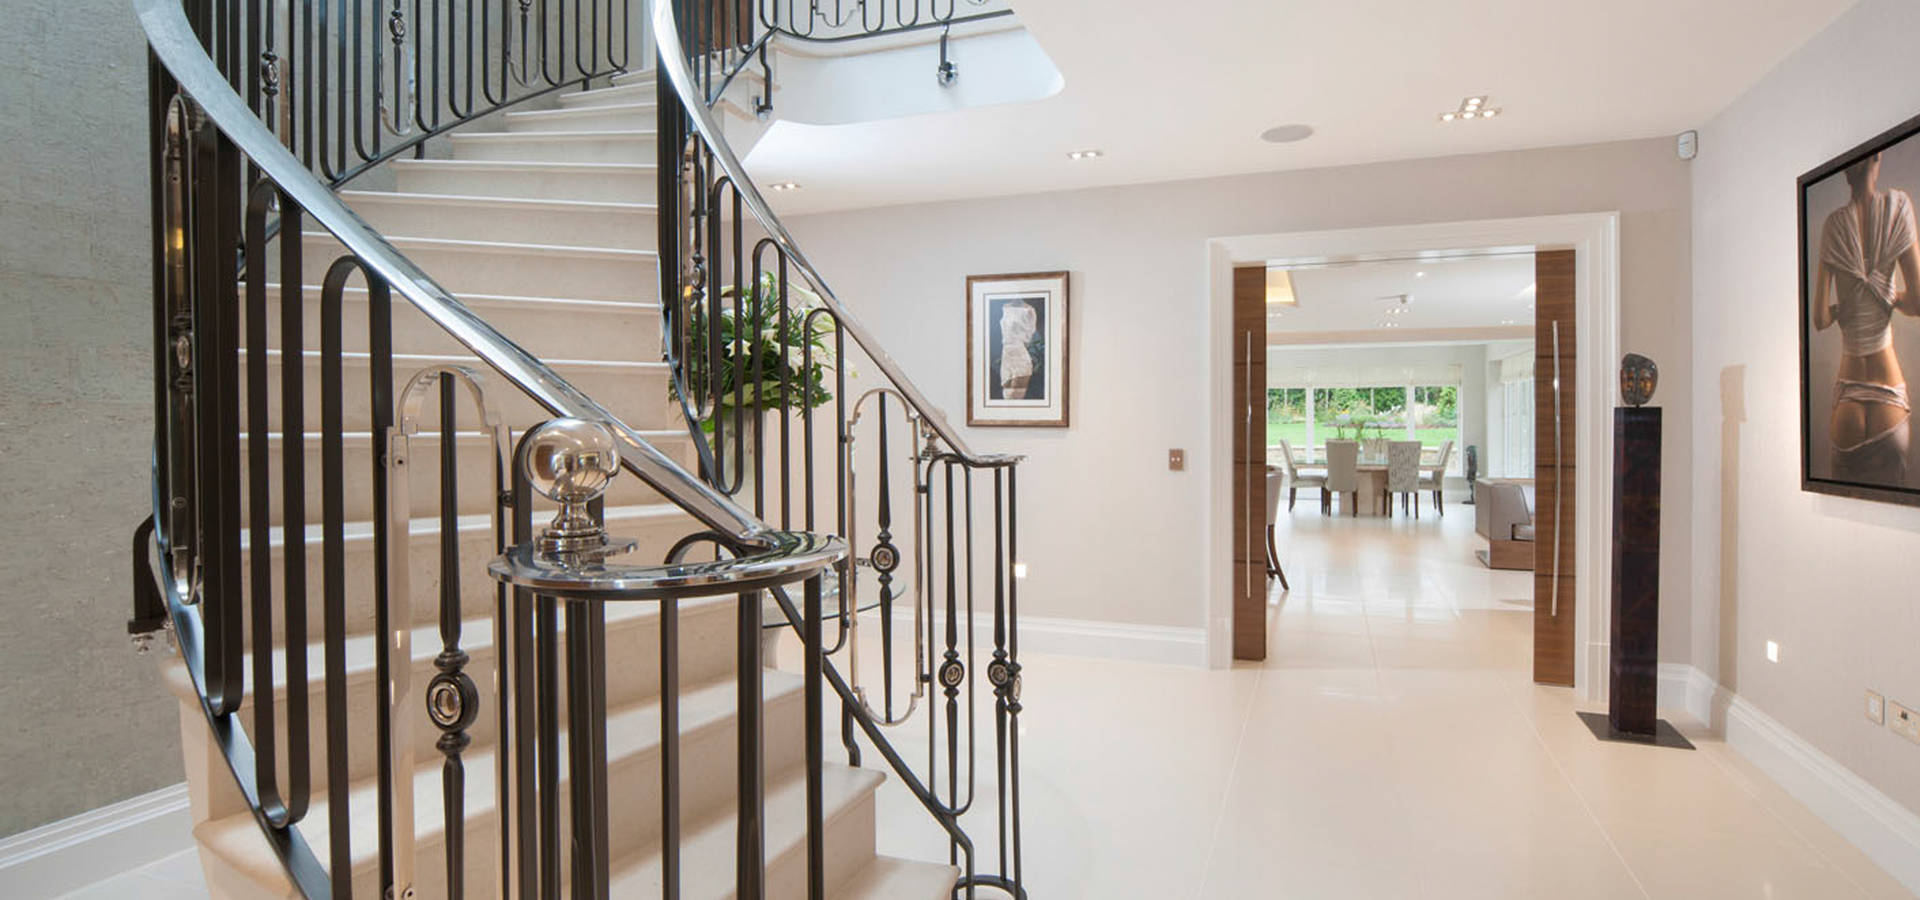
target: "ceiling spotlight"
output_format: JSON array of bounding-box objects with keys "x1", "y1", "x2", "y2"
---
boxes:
[
  {"x1": 1415, "y1": 271, "x2": 1427, "y2": 278},
  {"x1": 1067, "y1": 149, "x2": 1103, "y2": 160},
  {"x1": 769, "y1": 182, "x2": 801, "y2": 192},
  {"x1": 1260, "y1": 124, "x2": 1316, "y2": 144},
  {"x1": 1439, "y1": 95, "x2": 1502, "y2": 123}
]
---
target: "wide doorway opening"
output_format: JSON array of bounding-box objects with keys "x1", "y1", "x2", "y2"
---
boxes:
[{"x1": 1213, "y1": 215, "x2": 1617, "y2": 697}]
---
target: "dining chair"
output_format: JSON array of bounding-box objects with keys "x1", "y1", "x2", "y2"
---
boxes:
[
  {"x1": 1278, "y1": 439, "x2": 1325, "y2": 512},
  {"x1": 1422, "y1": 439, "x2": 1454, "y2": 516},
  {"x1": 1265, "y1": 468, "x2": 1290, "y2": 590},
  {"x1": 1324, "y1": 440, "x2": 1360, "y2": 516},
  {"x1": 1386, "y1": 441, "x2": 1423, "y2": 517}
]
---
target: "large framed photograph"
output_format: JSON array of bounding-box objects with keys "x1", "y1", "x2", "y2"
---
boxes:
[
  {"x1": 1799, "y1": 111, "x2": 1920, "y2": 506},
  {"x1": 967, "y1": 271, "x2": 1070, "y2": 427}
]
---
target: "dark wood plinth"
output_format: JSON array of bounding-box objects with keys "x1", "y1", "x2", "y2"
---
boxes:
[{"x1": 1610, "y1": 407, "x2": 1661, "y2": 736}]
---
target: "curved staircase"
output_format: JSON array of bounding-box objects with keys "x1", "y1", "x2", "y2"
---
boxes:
[{"x1": 171, "y1": 70, "x2": 958, "y2": 899}]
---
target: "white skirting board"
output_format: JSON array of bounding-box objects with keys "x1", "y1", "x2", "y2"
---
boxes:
[
  {"x1": 1658, "y1": 664, "x2": 1920, "y2": 895},
  {"x1": 1007, "y1": 615, "x2": 1208, "y2": 667},
  {"x1": 0, "y1": 782, "x2": 194, "y2": 898}
]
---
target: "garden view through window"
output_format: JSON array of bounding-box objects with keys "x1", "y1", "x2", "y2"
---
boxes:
[{"x1": 1268, "y1": 384, "x2": 1462, "y2": 472}]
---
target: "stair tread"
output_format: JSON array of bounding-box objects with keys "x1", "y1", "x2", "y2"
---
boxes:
[
  {"x1": 838, "y1": 856, "x2": 962, "y2": 900},
  {"x1": 339, "y1": 189, "x2": 657, "y2": 214},
  {"x1": 451, "y1": 129, "x2": 658, "y2": 140},
  {"x1": 389, "y1": 158, "x2": 658, "y2": 173},
  {"x1": 271, "y1": 282, "x2": 660, "y2": 312},
  {"x1": 195, "y1": 670, "x2": 814, "y2": 884},
  {"x1": 243, "y1": 500, "x2": 694, "y2": 552},
  {"x1": 506, "y1": 101, "x2": 657, "y2": 120},
  {"x1": 260, "y1": 427, "x2": 689, "y2": 445},
  {"x1": 606, "y1": 765, "x2": 885, "y2": 899},
  {"x1": 238, "y1": 566, "x2": 729, "y2": 698},
  {"x1": 240, "y1": 345, "x2": 667, "y2": 371},
  {"x1": 302, "y1": 230, "x2": 659, "y2": 260}
]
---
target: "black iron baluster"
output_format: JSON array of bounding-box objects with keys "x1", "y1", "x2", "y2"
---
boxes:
[
  {"x1": 319, "y1": 256, "x2": 356, "y2": 898},
  {"x1": 509, "y1": 437, "x2": 540, "y2": 899},
  {"x1": 367, "y1": 262, "x2": 398, "y2": 899},
  {"x1": 736, "y1": 587, "x2": 764, "y2": 900},
  {"x1": 538, "y1": 588, "x2": 560, "y2": 900},
  {"x1": 428, "y1": 377, "x2": 478, "y2": 899},
  {"x1": 660, "y1": 592, "x2": 682, "y2": 900},
  {"x1": 803, "y1": 573, "x2": 825, "y2": 900},
  {"x1": 991, "y1": 467, "x2": 1009, "y2": 883},
  {"x1": 1005, "y1": 463, "x2": 1023, "y2": 893}
]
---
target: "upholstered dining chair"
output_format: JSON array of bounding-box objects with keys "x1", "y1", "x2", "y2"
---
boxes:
[
  {"x1": 1422, "y1": 439, "x2": 1454, "y2": 516},
  {"x1": 1278, "y1": 439, "x2": 1325, "y2": 512},
  {"x1": 1386, "y1": 440, "x2": 1423, "y2": 516},
  {"x1": 1265, "y1": 468, "x2": 1290, "y2": 590},
  {"x1": 1324, "y1": 440, "x2": 1360, "y2": 516}
]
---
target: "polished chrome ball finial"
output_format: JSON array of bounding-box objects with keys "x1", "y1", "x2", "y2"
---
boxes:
[{"x1": 523, "y1": 418, "x2": 621, "y2": 555}]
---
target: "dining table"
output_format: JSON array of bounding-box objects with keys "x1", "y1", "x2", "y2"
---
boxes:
[{"x1": 1272, "y1": 446, "x2": 1440, "y2": 517}]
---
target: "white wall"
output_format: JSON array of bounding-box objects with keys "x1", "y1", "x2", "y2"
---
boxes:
[
  {"x1": 1264, "y1": 342, "x2": 1487, "y2": 477},
  {"x1": 784, "y1": 138, "x2": 1692, "y2": 659},
  {"x1": 1689, "y1": 0, "x2": 1920, "y2": 815}
]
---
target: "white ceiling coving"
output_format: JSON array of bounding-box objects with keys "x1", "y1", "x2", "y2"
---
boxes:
[{"x1": 745, "y1": 0, "x2": 1859, "y2": 214}]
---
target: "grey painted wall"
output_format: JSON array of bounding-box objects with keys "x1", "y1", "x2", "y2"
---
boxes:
[
  {"x1": 0, "y1": 5, "x2": 183, "y2": 835},
  {"x1": 784, "y1": 138, "x2": 1694, "y2": 662},
  {"x1": 1689, "y1": 0, "x2": 1920, "y2": 815}
]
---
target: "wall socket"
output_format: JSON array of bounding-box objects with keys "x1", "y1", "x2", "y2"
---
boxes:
[
  {"x1": 1891, "y1": 702, "x2": 1920, "y2": 745},
  {"x1": 1866, "y1": 690, "x2": 1885, "y2": 725}
]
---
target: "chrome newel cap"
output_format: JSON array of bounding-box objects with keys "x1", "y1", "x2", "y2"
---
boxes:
[{"x1": 524, "y1": 418, "x2": 622, "y2": 556}]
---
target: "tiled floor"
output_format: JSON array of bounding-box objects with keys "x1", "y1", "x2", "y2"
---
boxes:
[
  {"x1": 863, "y1": 501, "x2": 1916, "y2": 899},
  {"x1": 55, "y1": 846, "x2": 207, "y2": 899},
  {"x1": 60, "y1": 499, "x2": 1916, "y2": 898}
]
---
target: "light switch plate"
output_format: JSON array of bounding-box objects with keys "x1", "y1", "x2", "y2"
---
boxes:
[
  {"x1": 1866, "y1": 690, "x2": 1885, "y2": 725},
  {"x1": 1890, "y1": 702, "x2": 1920, "y2": 745}
]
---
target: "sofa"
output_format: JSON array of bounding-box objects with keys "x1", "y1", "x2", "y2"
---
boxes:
[{"x1": 1473, "y1": 479, "x2": 1535, "y2": 570}]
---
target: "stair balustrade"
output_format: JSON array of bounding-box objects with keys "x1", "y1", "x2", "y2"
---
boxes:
[{"x1": 129, "y1": 0, "x2": 1025, "y2": 897}]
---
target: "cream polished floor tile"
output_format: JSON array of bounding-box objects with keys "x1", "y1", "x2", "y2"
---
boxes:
[
  {"x1": 850, "y1": 503, "x2": 1912, "y2": 899},
  {"x1": 73, "y1": 501, "x2": 1903, "y2": 899}
]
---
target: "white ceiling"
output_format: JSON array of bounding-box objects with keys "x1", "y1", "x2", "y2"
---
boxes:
[
  {"x1": 746, "y1": 0, "x2": 1857, "y2": 214},
  {"x1": 1269, "y1": 253, "x2": 1535, "y2": 341}
]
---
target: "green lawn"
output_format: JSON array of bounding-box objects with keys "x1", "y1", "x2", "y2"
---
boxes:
[{"x1": 1267, "y1": 418, "x2": 1457, "y2": 452}]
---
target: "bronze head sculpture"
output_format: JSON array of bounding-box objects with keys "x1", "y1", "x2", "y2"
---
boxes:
[{"x1": 1620, "y1": 353, "x2": 1658, "y2": 407}]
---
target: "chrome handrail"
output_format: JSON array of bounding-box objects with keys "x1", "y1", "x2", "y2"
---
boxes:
[
  {"x1": 653, "y1": 0, "x2": 992, "y2": 464},
  {"x1": 135, "y1": 0, "x2": 769, "y2": 547}
]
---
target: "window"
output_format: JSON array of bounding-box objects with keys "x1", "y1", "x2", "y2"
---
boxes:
[
  {"x1": 1266, "y1": 388, "x2": 1307, "y2": 449},
  {"x1": 1503, "y1": 378, "x2": 1535, "y2": 477},
  {"x1": 1268, "y1": 381, "x2": 1464, "y2": 473}
]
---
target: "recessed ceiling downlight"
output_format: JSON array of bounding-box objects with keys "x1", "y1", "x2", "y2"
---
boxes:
[
  {"x1": 769, "y1": 182, "x2": 801, "y2": 192},
  {"x1": 1066, "y1": 149, "x2": 1103, "y2": 160},
  {"x1": 1260, "y1": 124, "x2": 1315, "y2": 144}
]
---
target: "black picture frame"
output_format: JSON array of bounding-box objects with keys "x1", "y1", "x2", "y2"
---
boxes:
[{"x1": 1797, "y1": 110, "x2": 1920, "y2": 507}]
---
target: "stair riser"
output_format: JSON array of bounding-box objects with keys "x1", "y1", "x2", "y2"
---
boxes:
[
  {"x1": 238, "y1": 353, "x2": 673, "y2": 432},
  {"x1": 506, "y1": 104, "x2": 658, "y2": 133},
  {"x1": 394, "y1": 163, "x2": 655, "y2": 203},
  {"x1": 240, "y1": 432, "x2": 695, "y2": 521},
  {"x1": 760, "y1": 794, "x2": 877, "y2": 900},
  {"x1": 251, "y1": 286, "x2": 662, "y2": 365},
  {"x1": 240, "y1": 506, "x2": 701, "y2": 642},
  {"x1": 559, "y1": 82, "x2": 657, "y2": 108},
  {"x1": 343, "y1": 195, "x2": 658, "y2": 250},
  {"x1": 302, "y1": 236, "x2": 660, "y2": 304},
  {"x1": 239, "y1": 602, "x2": 749, "y2": 794},
  {"x1": 334, "y1": 767, "x2": 866, "y2": 900},
  {"x1": 451, "y1": 134, "x2": 658, "y2": 164}
]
